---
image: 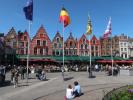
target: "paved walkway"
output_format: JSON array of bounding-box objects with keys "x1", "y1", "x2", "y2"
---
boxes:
[{"x1": 0, "y1": 72, "x2": 133, "y2": 100}]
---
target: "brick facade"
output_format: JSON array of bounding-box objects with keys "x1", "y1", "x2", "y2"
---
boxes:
[
  {"x1": 4, "y1": 27, "x2": 17, "y2": 50},
  {"x1": 90, "y1": 35, "x2": 101, "y2": 56},
  {"x1": 17, "y1": 31, "x2": 30, "y2": 55},
  {"x1": 30, "y1": 26, "x2": 52, "y2": 55},
  {"x1": 78, "y1": 34, "x2": 89, "y2": 56},
  {"x1": 64, "y1": 32, "x2": 78, "y2": 56},
  {"x1": 52, "y1": 31, "x2": 63, "y2": 56}
]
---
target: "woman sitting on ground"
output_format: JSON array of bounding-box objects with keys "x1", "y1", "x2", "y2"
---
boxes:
[{"x1": 66, "y1": 84, "x2": 74, "y2": 100}]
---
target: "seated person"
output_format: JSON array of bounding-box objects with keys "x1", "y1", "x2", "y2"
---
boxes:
[
  {"x1": 66, "y1": 84, "x2": 74, "y2": 100},
  {"x1": 73, "y1": 81, "x2": 82, "y2": 97}
]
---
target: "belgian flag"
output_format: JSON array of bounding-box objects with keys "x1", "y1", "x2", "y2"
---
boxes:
[{"x1": 59, "y1": 7, "x2": 70, "y2": 27}]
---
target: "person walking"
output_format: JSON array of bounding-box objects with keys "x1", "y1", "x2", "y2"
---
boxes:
[{"x1": 13, "y1": 68, "x2": 19, "y2": 88}]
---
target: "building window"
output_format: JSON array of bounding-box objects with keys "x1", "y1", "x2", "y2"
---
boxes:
[
  {"x1": 13, "y1": 42, "x2": 16, "y2": 48},
  {"x1": 43, "y1": 40, "x2": 46, "y2": 46},
  {"x1": 54, "y1": 43, "x2": 57, "y2": 48},
  {"x1": 85, "y1": 51, "x2": 88, "y2": 55},
  {"x1": 96, "y1": 52, "x2": 98, "y2": 56},
  {"x1": 124, "y1": 48, "x2": 127, "y2": 51},
  {"x1": 121, "y1": 48, "x2": 123, "y2": 51},
  {"x1": 96, "y1": 46, "x2": 98, "y2": 50},
  {"x1": 93, "y1": 40, "x2": 95, "y2": 44},
  {"x1": 91, "y1": 46, "x2": 94, "y2": 51},
  {"x1": 21, "y1": 49, "x2": 24, "y2": 54},
  {"x1": 85, "y1": 44, "x2": 88, "y2": 49},
  {"x1": 81, "y1": 44, "x2": 83, "y2": 49},
  {"x1": 40, "y1": 48, "x2": 43, "y2": 54},
  {"x1": 37, "y1": 40, "x2": 40, "y2": 46},
  {"x1": 34, "y1": 48, "x2": 37, "y2": 54},
  {"x1": 69, "y1": 50, "x2": 72, "y2": 55},
  {"x1": 26, "y1": 42, "x2": 28, "y2": 47},
  {"x1": 40, "y1": 33, "x2": 43, "y2": 38},
  {"x1": 24, "y1": 36, "x2": 27, "y2": 41},
  {"x1": 53, "y1": 51, "x2": 55, "y2": 55},
  {"x1": 65, "y1": 43, "x2": 67, "y2": 47},
  {"x1": 56, "y1": 38, "x2": 59, "y2": 42},
  {"x1": 75, "y1": 43, "x2": 76, "y2": 47},
  {"x1": 26, "y1": 48, "x2": 28, "y2": 54},
  {"x1": 21, "y1": 42, "x2": 24, "y2": 47},
  {"x1": 124, "y1": 43, "x2": 126, "y2": 46},
  {"x1": 56, "y1": 51, "x2": 59, "y2": 55},
  {"x1": 121, "y1": 43, "x2": 123, "y2": 46},
  {"x1": 70, "y1": 41, "x2": 73, "y2": 48},
  {"x1": 59, "y1": 44, "x2": 62, "y2": 48},
  {"x1": 92, "y1": 52, "x2": 94, "y2": 56},
  {"x1": 83, "y1": 38, "x2": 85, "y2": 44}
]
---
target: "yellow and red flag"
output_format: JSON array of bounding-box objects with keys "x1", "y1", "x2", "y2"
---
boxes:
[{"x1": 59, "y1": 7, "x2": 70, "y2": 27}]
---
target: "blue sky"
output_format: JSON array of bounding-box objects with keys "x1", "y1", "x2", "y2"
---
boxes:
[{"x1": 0, "y1": 0, "x2": 133, "y2": 40}]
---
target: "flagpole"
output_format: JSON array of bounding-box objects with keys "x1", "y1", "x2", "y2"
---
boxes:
[
  {"x1": 62, "y1": 22, "x2": 65, "y2": 80},
  {"x1": 110, "y1": 17, "x2": 113, "y2": 76},
  {"x1": 88, "y1": 35, "x2": 92, "y2": 78},
  {"x1": 111, "y1": 34, "x2": 113, "y2": 76},
  {"x1": 26, "y1": 21, "x2": 31, "y2": 85}
]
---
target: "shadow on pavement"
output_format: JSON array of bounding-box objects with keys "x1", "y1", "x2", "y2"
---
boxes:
[
  {"x1": 0, "y1": 80, "x2": 11, "y2": 87},
  {"x1": 64, "y1": 77, "x2": 74, "y2": 81}
]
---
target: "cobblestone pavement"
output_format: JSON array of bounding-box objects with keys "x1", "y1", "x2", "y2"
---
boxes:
[{"x1": 0, "y1": 72, "x2": 133, "y2": 100}]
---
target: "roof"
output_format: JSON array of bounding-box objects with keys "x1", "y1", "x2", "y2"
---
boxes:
[{"x1": 17, "y1": 55, "x2": 99, "y2": 62}]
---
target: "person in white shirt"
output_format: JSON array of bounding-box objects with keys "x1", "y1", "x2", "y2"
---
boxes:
[{"x1": 66, "y1": 85, "x2": 74, "y2": 100}]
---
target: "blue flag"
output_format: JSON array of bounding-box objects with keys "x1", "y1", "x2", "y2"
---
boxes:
[{"x1": 23, "y1": 0, "x2": 33, "y2": 21}]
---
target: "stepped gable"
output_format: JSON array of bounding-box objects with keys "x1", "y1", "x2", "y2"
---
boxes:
[
  {"x1": 65, "y1": 32, "x2": 77, "y2": 48},
  {"x1": 79, "y1": 34, "x2": 89, "y2": 44},
  {"x1": 30, "y1": 25, "x2": 52, "y2": 55},
  {"x1": 52, "y1": 31, "x2": 63, "y2": 42},
  {"x1": 32, "y1": 25, "x2": 51, "y2": 42},
  {"x1": 5, "y1": 27, "x2": 17, "y2": 40},
  {"x1": 18, "y1": 30, "x2": 30, "y2": 41},
  {"x1": 65, "y1": 32, "x2": 75, "y2": 43},
  {"x1": 91, "y1": 35, "x2": 100, "y2": 45}
]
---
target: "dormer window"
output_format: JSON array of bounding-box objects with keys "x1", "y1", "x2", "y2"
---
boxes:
[
  {"x1": 83, "y1": 38, "x2": 86, "y2": 44},
  {"x1": 24, "y1": 36, "x2": 27, "y2": 41},
  {"x1": 93, "y1": 40, "x2": 96, "y2": 44},
  {"x1": 70, "y1": 41, "x2": 73, "y2": 47},
  {"x1": 40, "y1": 33, "x2": 43, "y2": 38},
  {"x1": 56, "y1": 37, "x2": 59, "y2": 42}
]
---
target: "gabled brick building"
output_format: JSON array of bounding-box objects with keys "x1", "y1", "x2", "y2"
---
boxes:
[
  {"x1": 4, "y1": 27, "x2": 17, "y2": 49},
  {"x1": 52, "y1": 31, "x2": 63, "y2": 56},
  {"x1": 78, "y1": 34, "x2": 89, "y2": 56},
  {"x1": 90, "y1": 35, "x2": 101, "y2": 56},
  {"x1": 64, "y1": 32, "x2": 78, "y2": 56},
  {"x1": 17, "y1": 31, "x2": 30, "y2": 55},
  {"x1": 30, "y1": 26, "x2": 52, "y2": 55}
]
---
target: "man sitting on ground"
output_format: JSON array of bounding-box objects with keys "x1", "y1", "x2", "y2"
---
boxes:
[{"x1": 73, "y1": 81, "x2": 82, "y2": 97}]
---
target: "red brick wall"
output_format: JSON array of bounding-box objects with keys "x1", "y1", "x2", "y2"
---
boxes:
[{"x1": 30, "y1": 26, "x2": 52, "y2": 55}]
